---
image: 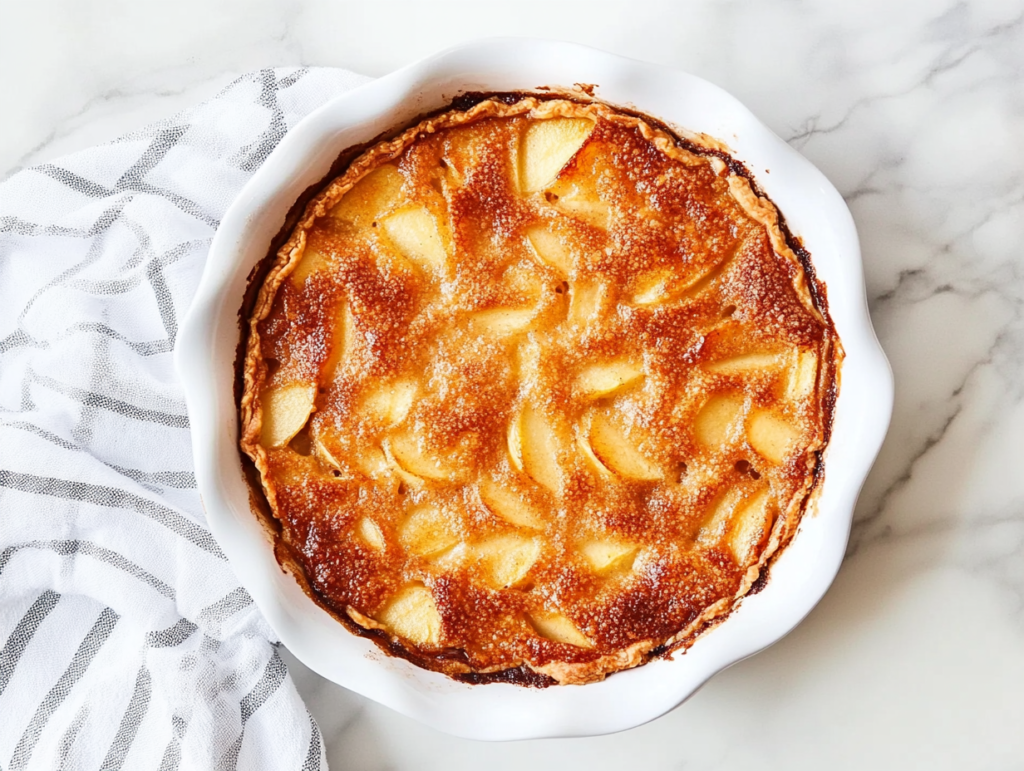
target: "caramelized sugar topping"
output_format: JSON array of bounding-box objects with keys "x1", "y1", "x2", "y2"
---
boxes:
[{"x1": 241, "y1": 98, "x2": 839, "y2": 685}]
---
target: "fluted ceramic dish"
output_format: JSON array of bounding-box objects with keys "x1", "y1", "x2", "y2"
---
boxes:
[{"x1": 175, "y1": 37, "x2": 893, "y2": 740}]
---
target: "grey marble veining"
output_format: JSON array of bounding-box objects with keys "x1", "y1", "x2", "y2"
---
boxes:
[{"x1": 5, "y1": 0, "x2": 1023, "y2": 767}]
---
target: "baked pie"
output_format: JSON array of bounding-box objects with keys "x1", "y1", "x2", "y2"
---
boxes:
[{"x1": 239, "y1": 95, "x2": 840, "y2": 685}]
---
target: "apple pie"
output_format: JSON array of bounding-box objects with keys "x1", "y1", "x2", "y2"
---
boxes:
[{"x1": 239, "y1": 95, "x2": 841, "y2": 685}]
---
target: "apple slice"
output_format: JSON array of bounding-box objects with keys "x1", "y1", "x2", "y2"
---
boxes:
[
  {"x1": 568, "y1": 281, "x2": 606, "y2": 326},
  {"x1": 471, "y1": 535, "x2": 540, "y2": 589},
  {"x1": 552, "y1": 188, "x2": 611, "y2": 230},
  {"x1": 705, "y1": 351, "x2": 782, "y2": 375},
  {"x1": 576, "y1": 416, "x2": 615, "y2": 479},
  {"x1": 694, "y1": 393, "x2": 745, "y2": 449},
  {"x1": 507, "y1": 414, "x2": 525, "y2": 473},
  {"x1": 439, "y1": 128, "x2": 486, "y2": 182},
  {"x1": 397, "y1": 505, "x2": 459, "y2": 557},
  {"x1": 313, "y1": 434, "x2": 343, "y2": 471},
  {"x1": 519, "y1": 118, "x2": 595, "y2": 193},
  {"x1": 630, "y1": 268, "x2": 674, "y2": 306},
  {"x1": 579, "y1": 540, "x2": 637, "y2": 575},
  {"x1": 289, "y1": 245, "x2": 330, "y2": 286},
  {"x1": 512, "y1": 405, "x2": 565, "y2": 494},
  {"x1": 787, "y1": 349, "x2": 819, "y2": 400},
  {"x1": 354, "y1": 442, "x2": 389, "y2": 479},
  {"x1": 356, "y1": 517, "x2": 386, "y2": 551},
  {"x1": 469, "y1": 267, "x2": 545, "y2": 336},
  {"x1": 696, "y1": 487, "x2": 743, "y2": 546},
  {"x1": 322, "y1": 301, "x2": 354, "y2": 381},
  {"x1": 527, "y1": 612, "x2": 594, "y2": 648},
  {"x1": 728, "y1": 488, "x2": 773, "y2": 564},
  {"x1": 380, "y1": 205, "x2": 446, "y2": 272},
  {"x1": 386, "y1": 431, "x2": 457, "y2": 483},
  {"x1": 330, "y1": 164, "x2": 404, "y2": 227},
  {"x1": 362, "y1": 378, "x2": 416, "y2": 427},
  {"x1": 259, "y1": 384, "x2": 316, "y2": 448},
  {"x1": 747, "y1": 408, "x2": 799, "y2": 464},
  {"x1": 526, "y1": 225, "x2": 572, "y2": 275},
  {"x1": 588, "y1": 411, "x2": 663, "y2": 481},
  {"x1": 631, "y1": 250, "x2": 736, "y2": 307},
  {"x1": 377, "y1": 584, "x2": 441, "y2": 646},
  {"x1": 478, "y1": 478, "x2": 544, "y2": 530},
  {"x1": 577, "y1": 361, "x2": 644, "y2": 399},
  {"x1": 469, "y1": 306, "x2": 538, "y2": 336},
  {"x1": 381, "y1": 441, "x2": 424, "y2": 488}
]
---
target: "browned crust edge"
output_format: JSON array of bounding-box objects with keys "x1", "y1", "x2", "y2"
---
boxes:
[{"x1": 236, "y1": 94, "x2": 843, "y2": 687}]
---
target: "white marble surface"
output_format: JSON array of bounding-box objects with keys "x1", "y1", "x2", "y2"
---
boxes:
[{"x1": 6, "y1": 0, "x2": 1024, "y2": 767}]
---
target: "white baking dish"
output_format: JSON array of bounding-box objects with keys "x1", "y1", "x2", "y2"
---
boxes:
[{"x1": 175, "y1": 37, "x2": 893, "y2": 740}]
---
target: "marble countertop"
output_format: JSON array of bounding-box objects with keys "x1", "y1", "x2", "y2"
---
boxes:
[{"x1": 5, "y1": 1, "x2": 1022, "y2": 768}]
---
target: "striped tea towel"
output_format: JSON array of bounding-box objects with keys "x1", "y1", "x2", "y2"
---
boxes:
[{"x1": 0, "y1": 67, "x2": 370, "y2": 771}]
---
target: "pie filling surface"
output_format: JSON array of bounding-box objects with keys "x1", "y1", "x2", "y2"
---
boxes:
[{"x1": 240, "y1": 96, "x2": 841, "y2": 685}]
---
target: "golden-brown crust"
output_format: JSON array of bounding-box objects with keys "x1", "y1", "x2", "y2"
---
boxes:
[{"x1": 239, "y1": 96, "x2": 842, "y2": 685}]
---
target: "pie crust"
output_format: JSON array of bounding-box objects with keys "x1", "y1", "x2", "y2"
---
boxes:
[{"x1": 239, "y1": 95, "x2": 841, "y2": 685}]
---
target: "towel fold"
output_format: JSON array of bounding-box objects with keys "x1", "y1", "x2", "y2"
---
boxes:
[{"x1": 0, "y1": 67, "x2": 370, "y2": 771}]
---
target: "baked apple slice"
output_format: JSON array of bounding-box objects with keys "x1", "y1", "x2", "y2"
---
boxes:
[
  {"x1": 362, "y1": 378, "x2": 416, "y2": 427},
  {"x1": 704, "y1": 351, "x2": 783, "y2": 375},
  {"x1": 550, "y1": 185, "x2": 610, "y2": 230},
  {"x1": 330, "y1": 164, "x2": 404, "y2": 228},
  {"x1": 259, "y1": 384, "x2": 316, "y2": 448},
  {"x1": 380, "y1": 205, "x2": 447, "y2": 272},
  {"x1": 727, "y1": 488, "x2": 774, "y2": 565},
  {"x1": 787, "y1": 348, "x2": 819, "y2": 400},
  {"x1": 508, "y1": 405, "x2": 565, "y2": 494},
  {"x1": 586, "y1": 411, "x2": 662, "y2": 482},
  {"x1": 322, "y1": 301, "x2": 354, "y2": 381},
  {"x1": 575, "y1": 416, "x2": 615, "y2": 480},
  {"x1": 519, "y1": 118, "x2": 595, "y2": 193},
  {"x1": 696, "y1": 486, "x2": 774, "y2": 565},
  {"x1": 527, "y1": 612, "x2": 594, "y2": 648},
  {"x1": 478, "y1": 478, "x2": 545, "y2": 530},
  {"x1": 384, "y1": 432, "x2": 458, "y2": 484},
  {"x1": 579, "y1": 539, "x2": 638, "y2": 575},
  {"x1": 746, "y1": 408, "x2": 800, "y2": 464},
  {"x1": 696, "y1": 487, "x2": 743, "y2": 546},
  {"x1": 471, "y1": 535, "x2": 541, "y2": 589},
  {"x1": 377, "y1": 584, "x2": 441, "y2": 646},
  {"x1": 630, "y1": 267, "x2": 675, "y2": 306},
  {"x1": 525, "y1": 224, "x2": 572, "y2": 275},
  {"x1": 694, "y1": 393, "x2": 745, "y2": 449},
  {"x1": 576, "y1": 361, "x2": 644, "y2": 400},
  {"x1": 289, "y1": 245, "x2": 330, "y2": 287},
  {"x1": 356, "y1": 517, "x2": 386, "y2": 551},
  {"x1": 397, "y1": 505, "x2": 459, "y2": 558},
  {"x1": 469, "y1": 306, "x2": 539, "y2": 336},
  {"x1": 568, "y1": 280, "x2": 607, "y2": 326}
]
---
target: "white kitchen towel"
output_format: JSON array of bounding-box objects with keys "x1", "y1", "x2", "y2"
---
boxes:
[{"x1": 0, "y1": 67, "x2": 370, "y2": 771}]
